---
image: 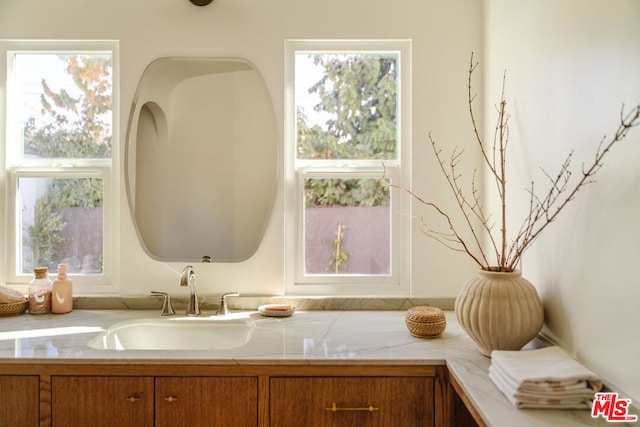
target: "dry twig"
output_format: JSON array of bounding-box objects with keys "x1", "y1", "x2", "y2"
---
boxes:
[{"x1": 396, "y1": 53, "x2": 640, "y2": 272}]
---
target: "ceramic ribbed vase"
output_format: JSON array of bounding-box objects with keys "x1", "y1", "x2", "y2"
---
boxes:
[{"x1": 455, "y1": 269, "x2": 544, "y2": 357}]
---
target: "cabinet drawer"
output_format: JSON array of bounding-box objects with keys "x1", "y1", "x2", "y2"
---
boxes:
[
  {"x1": 270, "y1": 376, "x2": 434, "y2": 427},
  {"x1": 52, "y1": 376, "x2": 154, "y2": 427},
  {"x1": 155, "y1": 376, "x2": 257, "y2": 427},
  {"x1": 0, "y1": 375, "x2": 39, "y2": 427}
]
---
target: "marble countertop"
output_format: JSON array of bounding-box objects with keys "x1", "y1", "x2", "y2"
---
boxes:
[{"x1": 0, "y1": 309, "x2": 621, "y2": 426}]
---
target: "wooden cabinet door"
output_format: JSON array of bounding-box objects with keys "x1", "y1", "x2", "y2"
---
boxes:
[
  {"x1": 270, "y1": 376, "x2": 434, "y2": 427},
  {"x1": 0, "y1": 375, "x2": 39, "y2": 427},
  {"x1": 155, "y1": 376, "x2": 257, "y2": 427},
  {"x1": 52, "y1": 376, "x2": 154, "y2": 427}
]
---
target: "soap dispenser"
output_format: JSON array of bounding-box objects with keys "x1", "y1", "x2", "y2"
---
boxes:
[{"x1": 52, "y1": 263, "x2": 73, "y2": 314}]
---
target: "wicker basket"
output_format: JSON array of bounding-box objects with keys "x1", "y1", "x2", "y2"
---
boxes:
[
  {"x1": 0, "y1": 285, "x2": 26, "y2": 304},
  {"x1": 0, "y1": 300, "x2": 28, "y2": 316},
  {"x1": 405, "y1": 306, "x2": 446, "y2": 338}
]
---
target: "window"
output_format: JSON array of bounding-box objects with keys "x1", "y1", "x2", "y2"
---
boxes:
[
  {"x1": 285, "y1": 40, "x2": 411, "y2": 295},
  {"x1": 2, "y1": 41, "x2": 118, "y2": 290}
]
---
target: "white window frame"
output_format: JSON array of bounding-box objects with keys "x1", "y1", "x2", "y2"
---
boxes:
[
  {"x1": 0, "y1": 40, "x2": 119, "y2": 294},
  {"x1": 284, "y1": 39, "x2": 411, "y2": 296}
]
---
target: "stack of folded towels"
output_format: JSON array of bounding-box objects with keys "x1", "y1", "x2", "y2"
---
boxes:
[{"x1": 489, "y1": 346, "x2": 603, "y2": 409}]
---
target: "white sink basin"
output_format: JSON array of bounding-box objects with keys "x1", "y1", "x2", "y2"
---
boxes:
[{"x1": 87, "y1": 316, "x2": 255, "y2": 351}]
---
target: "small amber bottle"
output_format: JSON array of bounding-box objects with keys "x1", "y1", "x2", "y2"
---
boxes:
[{"x1": 28, "y1": 267, "x2": 52, "y2": 314}]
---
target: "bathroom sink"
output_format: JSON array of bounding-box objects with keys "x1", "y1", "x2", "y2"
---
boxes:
[{"x1": 87, "y1": 316, "x2": 254, "y2": 351}]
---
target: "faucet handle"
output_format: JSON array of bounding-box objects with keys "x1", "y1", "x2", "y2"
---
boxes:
[
  {"x1": 151, "y1": 291, "x2": 176, "y2": 316},
  {"x1": 216, "y1": 292, "x2": 239, "y2": 316}
]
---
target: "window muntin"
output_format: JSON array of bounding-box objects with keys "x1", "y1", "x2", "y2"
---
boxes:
[
  {"x1": 285, "y1": 40, "x2": 410, "y2": 294},
  {"x1": 3, "y1": 41, "x2": 117, "y2": 288}
]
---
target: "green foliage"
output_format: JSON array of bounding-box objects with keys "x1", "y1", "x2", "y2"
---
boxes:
[
  {"x1": 298, "y1": 54, "x2": 396, "y2": 207},
  {"x1": 23, "y1": 193, "x2": 69, "y2": 270},
  {"x1": 47, "y1": 178, "x2": 104, "y2": 209},
  {"x1": 24, "y1": 55, "x2": 112, "y2": 160},
  {"x1": 298, "y1": 54, "x2": 397, "y2": 160},
  {"x1": 305, "y1": 178, "x2": 389, "y2": 208}
]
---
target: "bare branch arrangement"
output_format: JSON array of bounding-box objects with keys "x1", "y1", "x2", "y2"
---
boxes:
[{"x1": 396, "y1": 53, "x2": 640, "y2": 272}]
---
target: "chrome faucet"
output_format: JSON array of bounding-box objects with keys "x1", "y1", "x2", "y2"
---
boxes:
[
  {"x1": 179, "y1": 265, "x2": 200, "y2": 316},
  {"x1": 216, "y1": 292, "x2": 239, "y2": 316},
  {"x1": 150, "y1": 291, "x2": 175, "y2": 316}
]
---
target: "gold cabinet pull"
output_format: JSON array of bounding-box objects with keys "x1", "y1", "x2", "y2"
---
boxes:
[
  {"x1": 164, "y1": 396, "x2": 179, "y2": 402},
  {"x1": 325, "y1": 402, "x2": 379, "y2": 412},
  {"x1": 125, "y1": 395, "x2": 140, "y2": 403}
]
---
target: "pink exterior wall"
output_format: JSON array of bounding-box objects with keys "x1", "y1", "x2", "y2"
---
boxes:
[{"x1": 304, "y1": 206, "x2": 390, "y2": 275}]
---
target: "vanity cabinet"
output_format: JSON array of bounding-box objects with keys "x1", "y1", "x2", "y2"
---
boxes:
[
  {"x1": 0, "y1": 375, "x2": 39, "y2": 427},
  {"x1": 51, "y1": 375, "x2": 257, "y2": 427},
  {"x1": 0, "y1": 364, "x2": 448, "y2": 427},
  {"x1": 270, "y1": 376, "x2": 435, "y2": 427}
]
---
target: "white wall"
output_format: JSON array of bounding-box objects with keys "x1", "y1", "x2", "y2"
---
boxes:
[
  {"x1": 0, "y1": 0, "x2": 482, "y2": 297},
  {"x1": 485, "y1": 0, "x2": 640, "y2": 403}
]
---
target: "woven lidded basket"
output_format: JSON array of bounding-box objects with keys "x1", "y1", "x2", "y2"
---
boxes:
[{"x1": 405, "y1": 306, "x2": 446, "y2": 338}]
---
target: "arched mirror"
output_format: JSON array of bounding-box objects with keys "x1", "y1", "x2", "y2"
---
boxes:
[{"x1": 125, "y1": 57, "x2": 278, "y2": 262}]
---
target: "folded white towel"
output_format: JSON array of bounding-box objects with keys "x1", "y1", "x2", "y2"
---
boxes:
[
  {"x1": 491, "y1": 362, "x2": 596, "y2": 398},
  {"x1": 489, "y1": 346, "x2": 603, "y2": 409},
  {"x1": 489, "y1": 363, "x2": 597, "y2": 409}
]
